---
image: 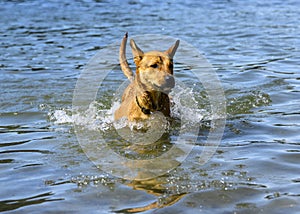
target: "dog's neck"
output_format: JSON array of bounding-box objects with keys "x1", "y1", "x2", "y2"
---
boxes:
[
  {"x1": 134, "y1": 78, "x2": 162, "y2": 115},
  {"x1": 135, "y1": 96, "x2": 151, "y2": 115},
  {"x1": 135, "y1": 90, "x2": 162, "y2": 114}
]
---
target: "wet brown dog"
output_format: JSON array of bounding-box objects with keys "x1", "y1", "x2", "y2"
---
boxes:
[{"x1": 114, "y1": 33, "x2": 180, "y2": 121}]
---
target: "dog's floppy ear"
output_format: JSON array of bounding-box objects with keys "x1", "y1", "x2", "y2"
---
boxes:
[
  {"x1": 165, "y1": 40, "x2": 180, "y2": 58},
  {"x1": 130, "y1": 39, "x2": 144, "y2": 65}
]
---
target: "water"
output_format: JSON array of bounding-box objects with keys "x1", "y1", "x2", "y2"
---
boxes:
[{"x1": 0, "y1": 0, "x2": 299, "y2": 213}]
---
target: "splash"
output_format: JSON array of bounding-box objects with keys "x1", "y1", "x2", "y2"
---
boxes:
[
  {"x1": 48, "y1": 83, "x2": 210, "y2": 134},
  {"x1": 170, "y1": 82, "x2": 210, "y2": 123},
  {"x1": 49, "y1": 101, "x2": 114, "y2": 132}
]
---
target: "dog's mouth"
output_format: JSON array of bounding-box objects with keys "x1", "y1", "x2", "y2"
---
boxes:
[
  {"x1": 152, "y1": 83, "x2": 174, "y2": 94},
  {"x1": 160, "y1": 86, "x2": 173, "y2": 94}
]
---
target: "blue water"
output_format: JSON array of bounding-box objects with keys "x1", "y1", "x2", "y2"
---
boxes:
[{"x1": 0, "y1": 0, "x2": 299, "y2": 213}]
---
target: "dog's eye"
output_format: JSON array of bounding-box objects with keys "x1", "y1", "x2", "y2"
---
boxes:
[{"x1": 150, "y1": 63, "x2": 158, "y2": 68}]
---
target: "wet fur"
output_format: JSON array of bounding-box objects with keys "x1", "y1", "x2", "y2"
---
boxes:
[{"x1": 114, "y1": 34, "x2": 179, "y2": 121}]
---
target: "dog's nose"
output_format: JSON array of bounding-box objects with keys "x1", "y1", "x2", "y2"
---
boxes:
[
  {"x1": 165, "y1": 75, "x2": 175, "y2": 89},
  {"x1": 161, "y1": 76, "x2": 175, "y2": 94}
]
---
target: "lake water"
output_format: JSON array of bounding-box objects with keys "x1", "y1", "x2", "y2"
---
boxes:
[{"x1": 1, "y1": 0, "x2": 299, "y2": 213}]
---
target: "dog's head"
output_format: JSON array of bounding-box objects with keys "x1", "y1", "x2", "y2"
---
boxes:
[{"x1": 130, "y1": 39, "x2": 179, "y2": 94}]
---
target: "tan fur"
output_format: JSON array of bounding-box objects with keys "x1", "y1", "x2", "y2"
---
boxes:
[{"x1": 114, "y1": 33, "x2": 180, "y2": 121}]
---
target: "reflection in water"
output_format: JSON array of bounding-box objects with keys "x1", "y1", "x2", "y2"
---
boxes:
[
  {"x1": 114, "y1": 134, "x2": 186, "y2": 212},
  {"x1": 70, "y1": 172, "x2": 189, "y2": 213},
  {"x1": 116, "y1": 179, "x2": 187, "y2": 213},
  {"x1": 0, "y1": 192, "x2": 63, "y2": 212}
]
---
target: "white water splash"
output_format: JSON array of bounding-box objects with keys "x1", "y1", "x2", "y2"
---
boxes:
[
  {"x1": 49, "y1": 101, "x2": 115, "y2": 131},
  {"x1": 171, "y1": 82, "x2": 210, "y2": 123},
  {"x1": 49, "y1": 83, "x2": 210, "y2": 133}
]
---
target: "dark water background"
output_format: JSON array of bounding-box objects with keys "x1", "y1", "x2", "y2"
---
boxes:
[{"x1": 1, "y1": 0, "x2": 299, "y2": 213}]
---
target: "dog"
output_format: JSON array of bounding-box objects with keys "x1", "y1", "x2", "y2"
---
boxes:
[{"x1": 114, "y1": 33, "x2": 180, "y2": 121}]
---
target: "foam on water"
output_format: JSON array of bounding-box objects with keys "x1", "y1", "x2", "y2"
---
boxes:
[
  {"x1": 171, "y1": 83, "x2": 208, "y2": 123},
  {"x1": 49, "y1": 82, "x2": 211, "y2": 134},
  {"x1": 49, "y1": 101, "x2": 114, "y2": 131}
]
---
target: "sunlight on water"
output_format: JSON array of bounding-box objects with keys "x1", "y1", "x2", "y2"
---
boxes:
[{"x1": 2, "y1": 0, "x2": 300, "y2": 212}]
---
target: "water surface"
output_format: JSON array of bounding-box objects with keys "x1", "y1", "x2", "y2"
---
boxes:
[{"x1": 0, "y1": 0, "x2": 299, "y2": 213}]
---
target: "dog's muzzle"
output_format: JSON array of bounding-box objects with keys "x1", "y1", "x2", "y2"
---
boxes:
[{"x1": 160, "y1": 75, "x2": 175, "y2": 93}]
